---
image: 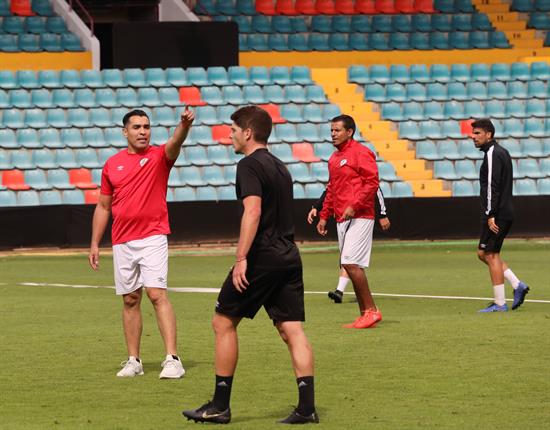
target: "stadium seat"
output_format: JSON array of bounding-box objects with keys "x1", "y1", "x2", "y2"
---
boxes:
[
  {"x1": 16, "y1": 70, "x2": 39, "y2": 89},
  {"x1": 11, "y1": 149, "x2": 33, "y2": 169},
  {"x1": 455, "y1": 159, "x2": 478, "y2": 179},
  {"x1": 212, "y1": 124, "x2": 232, "y2": 144},
  {"x1": 3, "y1": 109, "x2": 25, "y2": 128},
  {"x1": 203, "y1": 166, "x2": 227, "y2": 186},
  {"x1": 392, "y1": 181, "x2": 413, "y2": 197},
  {"x1": 434, "y1": 160, "x2": 459, "y2": 179},
  {"x1": 25, "y1": 169, "x2": 51, "y2": 190},
  {"x1": 207, "y1": 146, "x2": 232, "y2": 165},
  {"x1": 452, "y1": 180, "x2": 475, "y2": 196},
  {"x1": 180, "y1": 166, "x2": 204, "y2": 186},
  {"x1": 416, "y1": 141, "x2": 440, "y2": 160},
  {"x1": 17, "y1": 128, "x2": 40, "y2": 148},
  {"x1": 56, "y1": 148, "x2": 79, "y2": 169},
  {"x1": 61, "y1": 33, "x2": 84, "y2": 51},
  {"x1": 2, "y1": 169, "x2": 30, "y2": 190},
  {"x1": 515, "y1": 178, "x2": 538, "y2": 195},
  {"x1": 40, "y1": 32, "x2": 62, "y2": 51}
]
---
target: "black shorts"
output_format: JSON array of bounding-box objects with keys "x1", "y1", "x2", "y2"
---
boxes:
[
  {"x1": 215, "y1": 265, "x2": 305, "y2": 323},
  {"x1": 478, "y1": 219, "x2": 513, "y2": 253}
]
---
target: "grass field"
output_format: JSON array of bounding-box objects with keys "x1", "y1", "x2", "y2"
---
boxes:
[{"x1": 1, "y1": 240, "x2": 549, "y2": 429}]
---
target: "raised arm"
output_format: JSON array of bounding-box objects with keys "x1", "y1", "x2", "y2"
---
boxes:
[
  {"x1": 165, "y1": 106, "x2": 195, "y2": 161},
  {"x1": 89, "y1": 193, "x2": 113, "y2": 270}
]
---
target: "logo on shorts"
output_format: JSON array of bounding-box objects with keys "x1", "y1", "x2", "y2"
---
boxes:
[
  {"x1": 140, "y1": 158, "x2": 149, "y2": 167},
  {"x1": 157, "y1": 277, "x2": 164, "y2": 282},
  {"x1": 215, "y1": 301, "x2": 220, "y2": 309},
  {"x1": 117, "y1": 165, "x2": 124, "y2": 171},
  {"x1": 480, "y1": 243, "x2": 486, "y2": 249},
  {"x1": 340, "y1": 159, "x2": 347, "y2": 167}
]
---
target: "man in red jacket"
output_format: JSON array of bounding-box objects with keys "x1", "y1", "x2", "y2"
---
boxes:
[{"x1": 316, "y1": 115, "x2": 381, "y2": 329}]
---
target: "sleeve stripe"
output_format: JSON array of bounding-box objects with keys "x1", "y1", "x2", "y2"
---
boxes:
[
  {"x1": 377, "y1": 187, "x2": 387, "y2": 216},
  {"x1": 485, "y1": 146, "x2": 494, "y2": 216}
]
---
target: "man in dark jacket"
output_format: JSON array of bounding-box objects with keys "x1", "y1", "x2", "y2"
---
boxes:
[{"x1": 472, "y1": 119, "x2": 529, "y2": 312}]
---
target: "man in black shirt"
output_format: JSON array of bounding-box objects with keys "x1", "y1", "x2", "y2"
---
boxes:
[
  {"x1": 182, "y1": 106, "x2": 318, "y2": 425},
  {"x1": 473, "y1": 119, "x2": 529, "y2": 313}
]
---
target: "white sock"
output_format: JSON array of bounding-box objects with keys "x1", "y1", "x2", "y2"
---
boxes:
[
  {"x1": 129, "y1": 356, "x2": 140, "y2": 363},
  {"x1": 493, "y1": 284, "x2": 506, "y2": 306},
  {"x1": 503, "y1": 269, "x2": 520, "y2": 289},
  {"x1": 166, "y1": 354, "x2": 179, "y2": 361},
  {"x1": 336, "y1": 276, "x2": 350, "y2": 293}
]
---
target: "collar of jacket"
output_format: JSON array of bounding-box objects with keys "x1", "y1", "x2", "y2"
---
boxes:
[
  {"x1": 479, "y1": 139, "x2": 496, "y2": 153},
  {"x1": 335, "y1": 138, "x2": 356, "y2": 152}
]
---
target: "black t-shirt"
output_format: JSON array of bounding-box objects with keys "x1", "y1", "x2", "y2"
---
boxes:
[{"x1": 235, "y1": 148, "x2": 301, "y2": 269}]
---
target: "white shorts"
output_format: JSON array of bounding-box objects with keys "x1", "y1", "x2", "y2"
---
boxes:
[
  {"x1": 112, "y1": 234, "x2": 168, "y2": 295},
  {"x1": 337, "y1": 218, "x2": 374, "y2": 268}
]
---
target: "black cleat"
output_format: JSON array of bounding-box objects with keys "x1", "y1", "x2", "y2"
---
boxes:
[
  {"x1": 279, "y1": 409, "x2": 319, "y2": 424},
  {"x1": 328, "y1": 290, "x2": 343, "y2": 304},
  {"x1": 182, "y1": 401, "x2": 231, "y2": 424}
]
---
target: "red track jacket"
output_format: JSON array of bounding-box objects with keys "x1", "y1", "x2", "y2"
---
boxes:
[{"x1": 319, "y1": 139, "x2": 379, "y2": 223}]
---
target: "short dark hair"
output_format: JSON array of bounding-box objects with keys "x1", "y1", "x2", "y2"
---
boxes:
[
  {"x1": 230, "y1": 105, "x2": 272, "y2": 143},
  {"x1": 123, "y1": 109, "x2": 149, "y2": 127},
  {"x1": 331, "y1": 114, "x2": 356, "y2": 137},
  {"x1": 471, "y1": 118, "x2": 495, "y2": 139}
]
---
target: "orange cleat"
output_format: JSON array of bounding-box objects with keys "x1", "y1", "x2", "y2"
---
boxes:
[
  {"x1": 342, "y1": 315, "x2": 362, "y2": 328},
  {"x1": 354, "y1": 309, "x2": 382, "y2": 329}
]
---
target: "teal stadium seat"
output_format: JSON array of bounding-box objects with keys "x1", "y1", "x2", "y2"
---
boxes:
[
  {"x1": 416, "y1": 141, "x2": 440, "y2": 160},
  {"x1": 17, "y1": 128, "x2": 40, "y2": 148},
  {"x1": 31, "y1": 88, "x2": 53, "y2": 108},
  {"x1": 81, "y1": 70, "x2": 104, "y2": 88},
  {"x1": 514, "y1": 178, "x2": 538, "y2": 195},
  {"x1": 217, "y1": 185, "x2": 236, "y2": 200},
  {"x1": 59, "y1": 70, "x2": 83, "y2": 89},
  {"x1": 61, "y1": 33, "x2": 84, "y2": 51},
  {"x1": 196, "y1": 186, "x2": 218, "y2": 201},
  {"x1": 310, "y1": 162, "x2": 329, "y2": 182},
  {"x1": 203, "y1": 166, "x2": 227, "y2": 186},
  {"x1": 62, "y1": 189, "x2": 85, "y2": 204},
  {"x1": 228, "y1": 66, "x2": 250, "y2": 85},
  {"x1": 200, "y1": 86, "x2": 224, "y2": 105},
  {"x1": 74, "y1": 88, "x2": 96, "y2": 108},
  {"x1": 3, "y1": 109, "x2": 25, "y2": 128},
  {"x1": 25, "y1": 107, "x2": 48, "y2": 128},
  {"x1": 39, "y1": 129, "x2": 62, "y2": 148},
  {"x1": 166, "y1": 68, "x2": 188, "y2": 86},
  {"x1": 173, "y1": 187, "x2": 196, "y2": 201},
  {"x1": 0, "y1": 189, "x2": 17, "y2": 206},
  {"x1": 243, "y1": 86, "x2": 266, "y2": 104},
  {"x1": 430, "y1": 64, "x2": 451, "y2": 83},
  {"x1": 17, "y1": 190, "x2": 40, "y2": 206},
  {"x1": 0, "y1": 70, "x2": 17, "y2": 88},
  {"x1": 48, "y1": 169, "x2": 75, "y2": 189},
  {"x1": 222, "y1": 86, "x2": 245, "y2": 104},
  {"x1": 434, "y1": 160, "x2": 459, "y2": 179},
  {"x1": 455, "y1": 159, "x2": 478, "y2": 179},
  {"x1": 26, "y1": 16, "x2": 46, "y2": 34},
  {"x1": 392, "y1": 181, "x2": 413, "y2": 197},
  {"x1": 10, "y1": 89, "x2": 32, "y2": 108},
  {"x1": 303, "y1": 104, "x2": 323, "y2": 122},
  {"x1": 208, "y1": 67, "x2": 230, "y2": 86},
  {"x1": 145, "y1": 68, "x2": 168, "y2": 87},
  {"x1": 39, "y1": 190, "x2": 62, "y2": 205},
  {"x1": 538, "y1": 178, "x2": 550, "y2": 194},
  {"x1": 181, "y1": 166, "x2": 204, "y2": 186},
  {"x1": 0, "y1": 34, "x2": 18, "y2": 52},
  {"x1": 40, "y1": 33, "x2": 62, "y2": 51},
  {"x1": 207, "y1": 146, "x2": 232, "y2": 165},
  {"x1": 12, "y1": 149, "x2": 33, "y2": 169},
  {"x1": 102, "y1": 69, "x2": 126, "y2": 88},
  {"x1": 185, "y1": 146, "x2": 210, "y2": 166},
  {"x1": 150, "y1": 126, "x2": 169, "y2": 145},
  {"x1": 270, "y1": 143, "x2": 295, "y2": 163},
  {"x1": 402, "y1": 102, "x2": 424, "y2": 120},
  {"x1": 249, "y1": 66, "x2": 271, "y2": 85},
  {"x1": 25, "y1": 169, "x2": 50, "y2": 190},
  {"x1": 138, "y1": 88, "x2": 162, "y2": 107},
  {"x1": 289, "y1": 163, "x2": 314, "y2": 183},
  {"x1": 425, "y1": 101, "x2": 445, "y2": 119},
  {"x1": 281, "y1": 104, "x2": 304, "y2": 122},
  {"x1": 452, "y1": 180, "x2": 476, "y2": 196},
  {"x1": 84, "y1": 128, "x2": 108, "y2": 148}
]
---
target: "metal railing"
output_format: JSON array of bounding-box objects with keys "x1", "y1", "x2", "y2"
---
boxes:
[{"x1": 68, "y1": 0, "x2": 95, "y2": 36}]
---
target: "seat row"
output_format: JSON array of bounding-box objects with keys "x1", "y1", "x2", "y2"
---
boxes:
[
  {"x1": 0, "y1": 32, "x2": 83, "y2": 52},
  {"x1": 399, "y1": 118, "x2": 550, "y2": 140},
  {"x1": 0, "y1": 0, "x2": 54, "y2": 16},
  {"x1": 219, "y1": 12, "x2": 493, "y2": 33},
  {"x1": 200, "y1": 0, "x2": 439, "y2": 16},
  {"x1": 0, "y1": 189, "x2": 99, "y2": 206},
  {"x1": 239, "y1": 30, "x2": 509, "y2": 51},
  {"x1": 527, "y1": 12, "x2": 550, "y2": 29},
  {"x1": 0, "y1": 15, "x2": 67, "y2": 33},
  {"x1": 433, "y1": 158, "x2": 550, "y2": 180},
  {"x1": 511, "y1": 0, "x2": 550, "y2": 12},
  {"x1": 349, "y1": 62, "x2": 550, "y2": 84},
  {"x1": 416, "y1": 138, "x2": 550, "y2": 161},
  {"x1": 0, "y1": 87, "x2": 183, "y2": 109},
  {"x1": 364, "y1": 80, "x2": 549, "y2": 103},
  {"x1": 381, "y1": 99, "x2": 550, "y2": 122},
  {"x1": 0, "y1": 66, "x2": 313, "y2": 89},
  {"x1": 451, "y1": 178, "x2": 550, "y2": 196}
]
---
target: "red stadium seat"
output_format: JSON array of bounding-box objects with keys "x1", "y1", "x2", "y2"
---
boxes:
[
  {"x1": 316, "y1": 0, "x2": 337, "y2": 14},
  {"x1": 295, "y1": 0, "x2": 317, "y2": 14},
  {"x1": 414, "y1": 0, "x2": 436, "y2": 13},
  {"x1": 460, "y1": 120, "x2": 474, "y2": 136},
  {"x1": 10, "y1": 0, "x2": 34, "y2": 16},
  {"x1": 179, "y1": 87, "x2": 207, "y2": 106},
  {"x1": 335, "y1": 0, "x2": 357, "y2": 14},
  {"x1": 259, "y1": 104, "x2": 286, "y2": 124},
  {"x1": 256, "y1": 0, "x2": 277, "y2": 15},
  {"x1": 275, "y1": 0, "x2": 297, "y2": 14},
  {"x1": 212, "y1": 125, "x2": 232, "y2": 145},
  {"x1": 2, "y1": 170, "x2": 30, "y2": 191},
  {"x1": 84, "y1": 189, "x2": 100, "y2": 204},
  {"x1": 69, "y1": 168, "x2": 97, "y2": 189},
  {"x1": 354, "y1": 0, "x2": 376, "y2": 14},
  {"x1": 395, "y1": 0, "x2": 415, "y2": 13},
  {"x1": 292, "y1": 143, "x2": 321, "y2": 162},
  {"x1": 375, "y1": 0, "x2": 397, "y2": 13}
]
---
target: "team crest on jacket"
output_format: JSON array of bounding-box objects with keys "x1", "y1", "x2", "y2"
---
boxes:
[
  {"x1": 139, "y1": 158, "x2": 149, "y2": 167},
  {"x1": 340, "y1": 159, "x2": 347, "y2": 167}
]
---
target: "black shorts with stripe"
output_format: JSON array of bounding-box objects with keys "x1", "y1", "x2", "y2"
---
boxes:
[
  {"x1": 215, "y1": 265, "x2": 305, "y2": 323},
  {"x1": 478, "y1": 219, "x2": 513, "y2": 253}
]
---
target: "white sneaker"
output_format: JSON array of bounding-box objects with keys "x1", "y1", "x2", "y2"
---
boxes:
[
  {"x1": 116, "y1": 357, "x2": 144, "y2": 377},
  {"x1": 159, "y1": 356, "x2": 185, "y2": 379}
]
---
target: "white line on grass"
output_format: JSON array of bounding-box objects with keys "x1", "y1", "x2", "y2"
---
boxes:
[{"x1": 16, "y1": 282, "x2": 550, "y2": 305}]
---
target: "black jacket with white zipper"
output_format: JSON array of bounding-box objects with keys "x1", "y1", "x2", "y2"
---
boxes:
[{"x1": 479, "y1": 140, "x2": 514, "y2": 221}]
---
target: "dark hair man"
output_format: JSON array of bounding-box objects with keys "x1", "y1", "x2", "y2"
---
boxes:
[
  {"x1": 472, "y1": 118, "x2": 529, "y2": 312},
  {"x1": 182, "y1": 106, "x2": 318, "y2": 424},
  {"x1": 316, "y1": 115, "x2": 382, "y2": 328},
  {"x1": 89, "y1": 108, "x2": 194, "y2": 377}
]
